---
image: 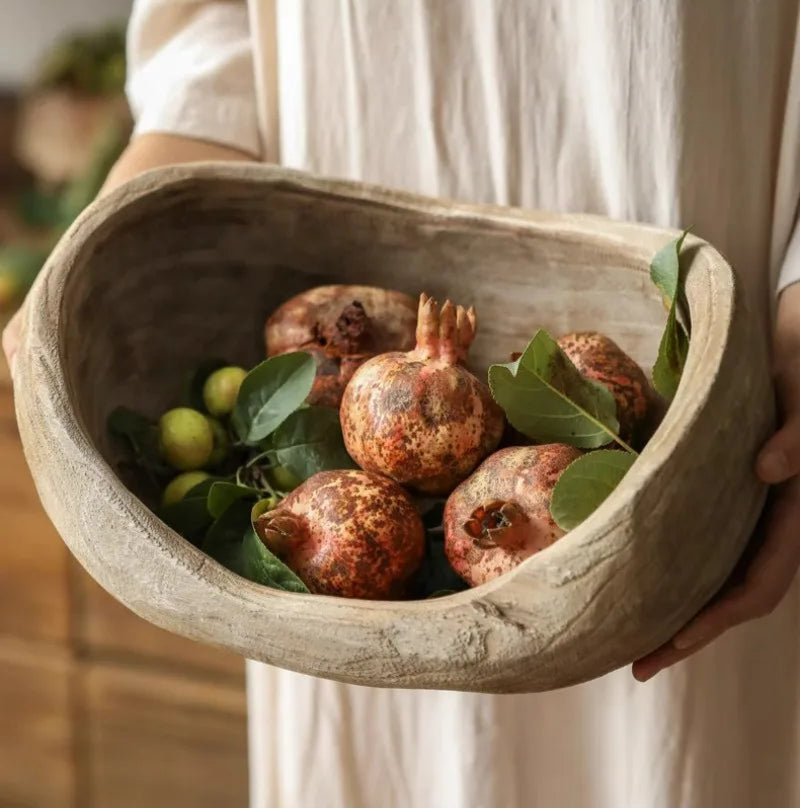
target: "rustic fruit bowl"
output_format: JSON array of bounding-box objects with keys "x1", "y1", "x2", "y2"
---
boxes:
[{"x1": 14, "y1": 164, "x2": 773, "y2": 693}]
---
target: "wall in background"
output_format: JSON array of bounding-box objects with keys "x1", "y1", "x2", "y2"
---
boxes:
[{"x1": 0, "y1": 0, "x2": 132, "y2": 87}]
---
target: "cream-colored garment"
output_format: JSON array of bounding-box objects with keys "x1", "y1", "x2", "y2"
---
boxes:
[{"x1": 127, "y1": 2, "x2": 800, "y2": 806}]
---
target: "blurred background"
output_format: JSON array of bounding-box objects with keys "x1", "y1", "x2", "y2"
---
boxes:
[{"x1": 0, "y1": 3, "x2": 249, "y2": 806}]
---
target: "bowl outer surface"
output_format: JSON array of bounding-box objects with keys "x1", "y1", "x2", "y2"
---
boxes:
[{"x1": 14, "y1": 164, "x2": 774, "y2": 693}]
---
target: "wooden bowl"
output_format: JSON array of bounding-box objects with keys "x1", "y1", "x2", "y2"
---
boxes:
[{"x1": 14, "y1": 164, "x2": 774, "y2": 693}]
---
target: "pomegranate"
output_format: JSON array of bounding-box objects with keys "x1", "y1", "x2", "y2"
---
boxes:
[
  {"x1": 444, "y1": 444, "x2": 581, "y2": 587},
  {"x1": 254, "y1": 469, "x2": 425, "y2": 599},
  {"x1": 265, "y1": 285, "x2": 417, "y2": 407},
  {"x1": 340, "y1": 293, "x2": 505, "y2": 496},
  {"x1": 557, "y1": 331, "x2": 655, "y2": 449}
]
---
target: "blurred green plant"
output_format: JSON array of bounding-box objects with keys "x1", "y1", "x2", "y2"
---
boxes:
[
  {"x1": 0, "y1": 244, "x2": 52, "y2": 308},
  {"x1": 0, "y1": 119, "x2": 127, "y2": 311},
  {"x1": 34, "y1": 25, "x2": 126, "y2": 95},
  {"x1": 0, "y1": 23, "x2": 130, "y2": 312}
]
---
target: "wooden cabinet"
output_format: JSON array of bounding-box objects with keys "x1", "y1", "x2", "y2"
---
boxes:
[
  {"x1": 0, "y1": 386, "x2": 72, "y2": 644},
  {"x1": 76, "y1": 573, "x2": 244, "y2": 679},
  {"x1": 82, "y1": 663, "x2": 247, "y2": 808},
  {"x1": 0, "y1": 640, "x2": 76, "y2": 808},
  {"x1": 0, "y1": 364, "x2": 249, "y2": 808}
]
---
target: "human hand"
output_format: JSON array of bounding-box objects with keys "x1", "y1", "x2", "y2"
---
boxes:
[{"x1": 632, "y1": 282, "x2": 800, "y2": 682}]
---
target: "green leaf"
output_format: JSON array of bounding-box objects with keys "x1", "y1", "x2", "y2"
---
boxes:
[
  {"x1": 550, "y1": 450, "x2": 636, "y2": 531},
  {"x1": 652, "y1": 308, "x2": 690, "y2": 399},
  {"x1": 201, "y1": 500, "x2": 253, "y2": 575},
  {"x1": 488, "y1": 330, "x2": 625, "y2": 450},
  {"x1": 650, "y1": 230, "x2": 688, "y2": 305},
  {"x1": 266, "y1": 407, "x2": 356, "y2": 481},
  {"x1": 207, "y1": 481, "x2": 261, "y2": 519},
  {"x1": 108, "y1": 407, "x2": 151, "y2": 440},
  {"x1": 231, "y1": 352, "x2": 316, "y2": 445},
  {"x1": 650, "y1": 231, "x2": 691, "y2": 399},
  {"x1": 242, "y1": 526, "x2": 310, "y2": 593},
  {"x1": 182, "y1": 358, "x2": 229, "y2": 412},
  {"x1": 160, "y1": 478, "x2": 216, "y2": 541},
  {"x1": 107, "y1": 406, "x2": 169, "y2": 474}
]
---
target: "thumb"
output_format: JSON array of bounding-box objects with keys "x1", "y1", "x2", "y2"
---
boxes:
[
  {"x1": 757, "y1": 421, "x2": 800, "y2": 484},
  {"x1": 757, "y1": 358, "x2": 800, "y2": 484}
]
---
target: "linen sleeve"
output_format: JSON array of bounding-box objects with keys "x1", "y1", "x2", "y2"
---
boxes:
[{"x1": 126, "y1": 0, "x2": 262, "y2": 157}]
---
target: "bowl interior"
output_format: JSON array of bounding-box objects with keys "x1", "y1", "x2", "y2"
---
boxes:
[{"x1": 60, "y1": 175, "x2": 667, "y2": 497}]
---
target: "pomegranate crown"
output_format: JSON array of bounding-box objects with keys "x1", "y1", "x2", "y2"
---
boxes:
[
  {"x1": 415, "y1": 293, "x2": 477, "y2": 364},
  {"x1": 256, "y1": 511, "x2": 302, "y2": 558}
]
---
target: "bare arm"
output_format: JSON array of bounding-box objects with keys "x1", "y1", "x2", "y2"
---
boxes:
[{"x1": 101, "y1": 132, "x2": 256, "y2": 195}]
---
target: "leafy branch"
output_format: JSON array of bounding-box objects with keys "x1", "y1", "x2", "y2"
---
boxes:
[{"x1": 488, "y1": 330, "x2": 637, "y2": 454}]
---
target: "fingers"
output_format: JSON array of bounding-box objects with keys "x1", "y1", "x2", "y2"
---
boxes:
[
  {"x1": 649, "y1": 295, "x2": 800, "y2": 683},
  {"x1": 757, "y1": 417, "x2": 800, "y2": 483},
  {"x1": 670, "y1": 592, "x2": 743, "y2": 652},
  {"x1": 680, "y1": 479, "x2": 800, "y2": 637},
  {"x1": 632, "y1": 634, "x2": 715, "y2": 682},
  {"x1": 758, "y1": 354, "x2": 800, "y2": 483},
  {"x1": 632, "y1": 477, "x2": 800, "y2": 682}
]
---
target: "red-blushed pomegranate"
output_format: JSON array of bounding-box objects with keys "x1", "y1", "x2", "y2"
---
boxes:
[
  {"x1": 557, "y1": 331, "x2": 655, "y2": 449},
  {"x1": 254, "y1": 469, "x2": 425, "y2": 599},
  {"x1": 265, "y1": 285, "x2": 417, "y2": 407},
  {"x1": 340, "y1": 293, "x2": 505, "y2": 496},
  {"x1": 444, "y1": 444, "x2": 582, "y2": 587}
]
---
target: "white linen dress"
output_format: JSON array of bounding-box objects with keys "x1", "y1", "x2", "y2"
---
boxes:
[{"x1": 127, "y1": 2, "x2": 800, "y2": 805}]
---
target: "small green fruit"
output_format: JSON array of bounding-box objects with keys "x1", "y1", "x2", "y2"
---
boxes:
[
  {"x1": 207, "y1": 417, "x2": 230, "y2": 466},
  {"x1": 159, "y1": 407, "x2": 214, "y2": 470},
  {"x1": 203, "y1": 366, "x2": 247, "y2": 416},
  {"x1": 162, "y1": 471, "x2": 211, "y2": 508},
  {"x1": 268, "y1": 465, "x2": 303, "y2": 492}
]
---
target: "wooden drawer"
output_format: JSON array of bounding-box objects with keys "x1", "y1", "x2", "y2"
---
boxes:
[
  {"x1": 0, "y1": 639, "x2": 76, "y2": 808},
  {"x1": 0, "y1": 362, "x2": 243, "y2": 675},
  {"x1": 81, "y1": 662, "x2": 248, "y2": 808},
  {"x1": 0, "y1": 385, "x2": 71, "y2": 644}
]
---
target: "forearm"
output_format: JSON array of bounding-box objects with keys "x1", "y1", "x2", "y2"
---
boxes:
[{"x1": 100, "y1": 132, "x2": 256, "y2": 196}]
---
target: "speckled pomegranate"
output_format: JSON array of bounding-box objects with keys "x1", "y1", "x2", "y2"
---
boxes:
[
  {"x1": 265, "y1": 285, "x2": 417, "y2": 407},
  {"x1": 339, "y1": 293, "x2": 505, "y2": 496},
  {"x1": 444, "y1": 444, "x2": 582, "y2": 587},
  {"x1": 254, "y1": 469, "x2": 425, "y2": 599},
  {"x1": 557, "y1": 331, "x2": 655, "y2": 448}
]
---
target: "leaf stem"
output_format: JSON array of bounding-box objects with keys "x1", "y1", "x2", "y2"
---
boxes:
[
  {"x1": 246, "y1": 450, "x2": 272, "y2": 468},
  {"x1": 611, "y1": 434, "x2": 638, "y2": 456},
  {"x1": 541, "y1": 377, "x2": 636, "y2": 454}
]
